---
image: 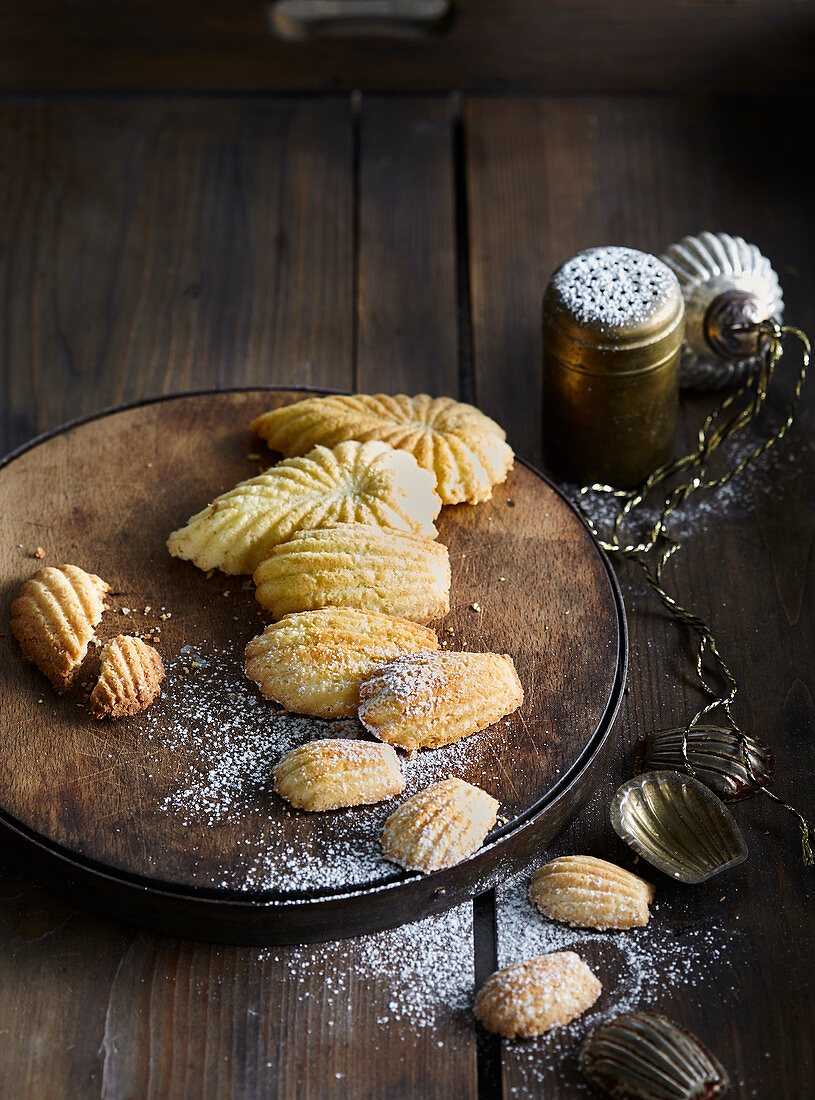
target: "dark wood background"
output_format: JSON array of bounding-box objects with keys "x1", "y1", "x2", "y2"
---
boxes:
[{"x1": 1, "y1": 10, "x2": 814, "y2": 1094}]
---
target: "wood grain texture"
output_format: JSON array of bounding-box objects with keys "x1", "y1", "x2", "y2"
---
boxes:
[
  {"x1": 465, "y1": 94, "x2": 815, "y2": 1098},
  {"x1": 0, "y1": 98, "x2": 354, "y2": 452},
  {"x1": 0, "y1": 389, "x2": 621, "y2": 932},
  {"x1": 357, "y1": 96, "x2": 458, "y2": 395},
  {"x1": 2, "y1": 87, "x2": 813, "y2": 1098},
  {"x1": 1, "y1": 1, "x2": 814, "y2": 92}
]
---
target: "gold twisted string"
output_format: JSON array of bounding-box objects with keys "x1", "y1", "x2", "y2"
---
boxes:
[{"x1": 574, "y1": 322, "x2": 813, "y2": 865}]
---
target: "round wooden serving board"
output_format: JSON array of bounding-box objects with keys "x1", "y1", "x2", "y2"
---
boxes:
[{"x1": 0, "y1": 389, "x2": 626, "y2": 944}]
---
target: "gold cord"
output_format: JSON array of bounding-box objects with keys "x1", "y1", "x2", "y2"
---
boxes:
[{"x1": 575, "y1": 323, "x2": 813, "y2": 864}]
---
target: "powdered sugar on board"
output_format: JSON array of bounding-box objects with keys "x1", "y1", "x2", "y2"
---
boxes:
[
  {"x1": 141, "y1": 642, "x2": 500, "y2": 894},
  {"x1": 495, "y1": 869, "x2": 740, "y2": 1095}
]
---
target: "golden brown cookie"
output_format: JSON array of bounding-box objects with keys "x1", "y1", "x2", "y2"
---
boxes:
[
  {"x1": 253, "y1": 524, "x2": 451, "y2": 623},
  {"x1": 273, "y1": 739, "x2": 405, "y2": 811},
  {"x1": 381, "y1": 777, "x2": 499, "y2": 872},
  {"x1": 90, "y1": 634, "x2": 165, "y2": 718},
  {"x1": 474, "y1": 953, "x2": 602, "y2": 1038},
  {"x1": 167, "y1": 440, "x2": 441, "y2": 575},
  {"x1": 529, "y1": 855, "x2": 655, "y2": 931},
  {"x1": 245, "y1": 607, "x2": 439, "y2": 718},
  {"x1": 358, "y1": 651, "x2": 523, "y2": 752},
  {"x1": 250, "y1": 393, "x2": 514, "y2": 505},
  {"x1": 11, "y1": 564, "x2": 110, "y2": 692}
]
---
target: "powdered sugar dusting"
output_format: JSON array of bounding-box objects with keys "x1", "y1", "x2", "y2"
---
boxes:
[
  {"x1": 255, "y1": 900, "x2": 474, "y2": 1034},
  {"x1": 495, "y1": 869, "x2": 738, "y2": 1094},
  {"x1": 142, "y1": 643, "x2": 499, "y2": 894},
  {"x1": 551, "y1": 247, "x2": 678, "y2": 330}
]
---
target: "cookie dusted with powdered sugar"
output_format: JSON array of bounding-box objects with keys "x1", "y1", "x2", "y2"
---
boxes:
[
  {"x1": 358, "y1": 651, "x2": 523, "y2": 753},
  {"x1": 475, "y1": 953, "x2": 602, "y2": 1038}
]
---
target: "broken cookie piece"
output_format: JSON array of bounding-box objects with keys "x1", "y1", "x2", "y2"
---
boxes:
[{"x1": 90, "y1": 634, "x2": 165, "y2": 719}]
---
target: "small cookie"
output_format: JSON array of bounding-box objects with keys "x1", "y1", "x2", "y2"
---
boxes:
[
  {"x1": 90, "y1": 634, "x2": 165, "y2": 718},
  {"x1": 250, "y1": 393, "x2": 515, "y2": 505},
  {"x1": 381, "y1": 777, "x2": 498, "y2": 873},
  {"x1": 274, "y1": 739, "x2": 405, "y2": 812},
  {"x1": 11, "y1": 564, "x2": 110, "y2": 691},
  {"x1": 245, "y1": 607, "x2": 439, "y2": 718},
  {"x1": 167, "y1": 440, "x2": 441, "y2": 575},
  {"x1": 358, "y1": 651, "x2": 523, "y2": 752},
  {"x1": 529, "y1": 855, "x2": 655, "y2": 931},
  {"x1": 253, "y1": 524, "x2": 451, "y2": 623},
  {"x1": 474, "y1": 953, "x2": 602, "y2": 1038}
]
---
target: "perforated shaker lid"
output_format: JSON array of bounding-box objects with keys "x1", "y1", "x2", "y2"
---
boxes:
[{"x1": 543, "y1": 246, "x2": 684, "y2": 373}]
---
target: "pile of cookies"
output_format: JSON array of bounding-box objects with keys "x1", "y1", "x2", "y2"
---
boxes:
[
  {"x1": 168, "y1": 392, "x2": 524, "y2": 873},
  {"x1": 10, "y1": 563, "x2": 165, "y2": 718}
]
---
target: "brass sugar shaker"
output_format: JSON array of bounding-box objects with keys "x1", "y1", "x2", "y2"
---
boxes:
[{"x1": 542, "y1": 246, "x2": 685, "y2": 488}]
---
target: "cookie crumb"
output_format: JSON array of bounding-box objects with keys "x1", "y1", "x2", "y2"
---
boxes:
[{"x1": 34, "y1": 546, "x2": 46, "y2": 559}]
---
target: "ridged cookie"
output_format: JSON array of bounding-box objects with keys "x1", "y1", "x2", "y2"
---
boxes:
[
  {"x1": 11, "y1": 564, "x2": 110, "y2": 691},
  {"x1": 167, "y1": 440, "x2": 441, "y2": 575},
  {"x1": 358, "y1": 651, "x2": 523, "y2": 752},
  {"x1": 274, "y1": 739, "x2": 405, "y2": 811},
  {"x1": 381, "y1": 777, "x2": 499, "y2": 872},
  {"x1": 245, "y1": 607, "x2": 439, "y2": 718},
  {"x1": 474, "y1": 953, "x2": 602, "y2": 1038},
  {"x1": 250, "y1": 393, "x2": 514, "y2": 505},
  {"x1": 253, "y1": 524, "x2": 451, "y2": 622},
  {"x1": 90, "y1": 634, "x2": 165, "y2": 718},
  {"x1": 529, "y1": 855, "x2": 655, "y2": 931}
]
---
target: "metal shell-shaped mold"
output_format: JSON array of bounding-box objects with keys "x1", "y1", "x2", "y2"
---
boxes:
[
  {"x1": 635, "y1": 725, "x2": 774, "y2": 802},
  {"x1": 661, "y1": 231, "x2": 783, "y2": 390},
  {"x1": 610, "y1": 771, "x2": 747, "y2": 883},
  {"x1": 580, "y1": 1011, "x2": 729, "y2": 1100}
]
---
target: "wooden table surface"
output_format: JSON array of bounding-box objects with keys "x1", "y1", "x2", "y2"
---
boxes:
[{"x1": 1, "y1": 92, "x2": 813, "y2": 1099}]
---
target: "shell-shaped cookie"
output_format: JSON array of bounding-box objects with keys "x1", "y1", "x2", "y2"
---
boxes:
[
  {"x1": 580, "y1": 1011, "x2": 729, "y2": 1100},
  {"x1": 167, "y1": 440, "x2": 441, "y2": 575},
  {"x1": 529, "y1": 855, "x2": 655, "y2": 931},
  {"x1": 611, "y1": 771, "x2": 748, "y2": 884},
  {"x1": 381, "y1": 777, "x2": 498, "y2": 872},
  {"x1": 635, "y1": 725, "x2": 774, "y2": 801},
  {"x1": 11, "y1": 564, "x2": 110, "y2": 692},
  {"x1": 245, "y1": 607, "x2": 439, "y2": 718},
  {"x1": 90, "y1": 634, "x2": 165, "y2": 718},
  {"x1": 273, "y1": 739, "x2": 405, "y2": 811},
  {"x1": 358, "y1": 651, "x2": 523, "y2": 752},
  {"x1": 253, "y1": 524, "x2": 451, "y2": 623},
  {"x1": 250, "y1": 393, "x2": 515, "y2": 505},
  {"x1": 475, "y1": 953, "x2": 602, "y2": 1039}
]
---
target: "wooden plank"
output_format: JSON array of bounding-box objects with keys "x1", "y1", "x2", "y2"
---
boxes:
[
  {"x1": 0, "y1": 1, "x2": 814, "y2": 92},
  {"x1": 0, "y1": 93, "x2": 481, "y2": 1099},
  {"x1": 0, "y1": 97, "x2": 354, "y2": 455},
  {"x1": 0, "y1": 858, "x2": 477, "y2": 1098},
  {"x1": 356, "y1": 96, "x2": 458, "y2": 395},
  {"x1": 466, "y1": 95, "x2": 815, "y2": 1097}
]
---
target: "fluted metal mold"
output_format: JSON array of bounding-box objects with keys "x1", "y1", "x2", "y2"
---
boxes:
[
  {"x1": 580, "y1": 1011, "x2": 729, "y2": 1100},
  {"x1": 635, "y1": 726, "x2": 774, "y2": 802},
  {"x1": 661, "y1": 231, "x2": 783, "y2": 390},
  {"x1": 610, "y1": 771, "x2": 747, "y2": 883}
]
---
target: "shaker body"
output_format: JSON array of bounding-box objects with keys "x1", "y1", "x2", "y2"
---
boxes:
[{"x1": 541, "y1": 246, "x2": 685, "y2": 489}]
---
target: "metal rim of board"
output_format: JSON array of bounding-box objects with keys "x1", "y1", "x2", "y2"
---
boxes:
[{"x1": 0, "y1": 386, "x2": 628, "y2": 946}]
